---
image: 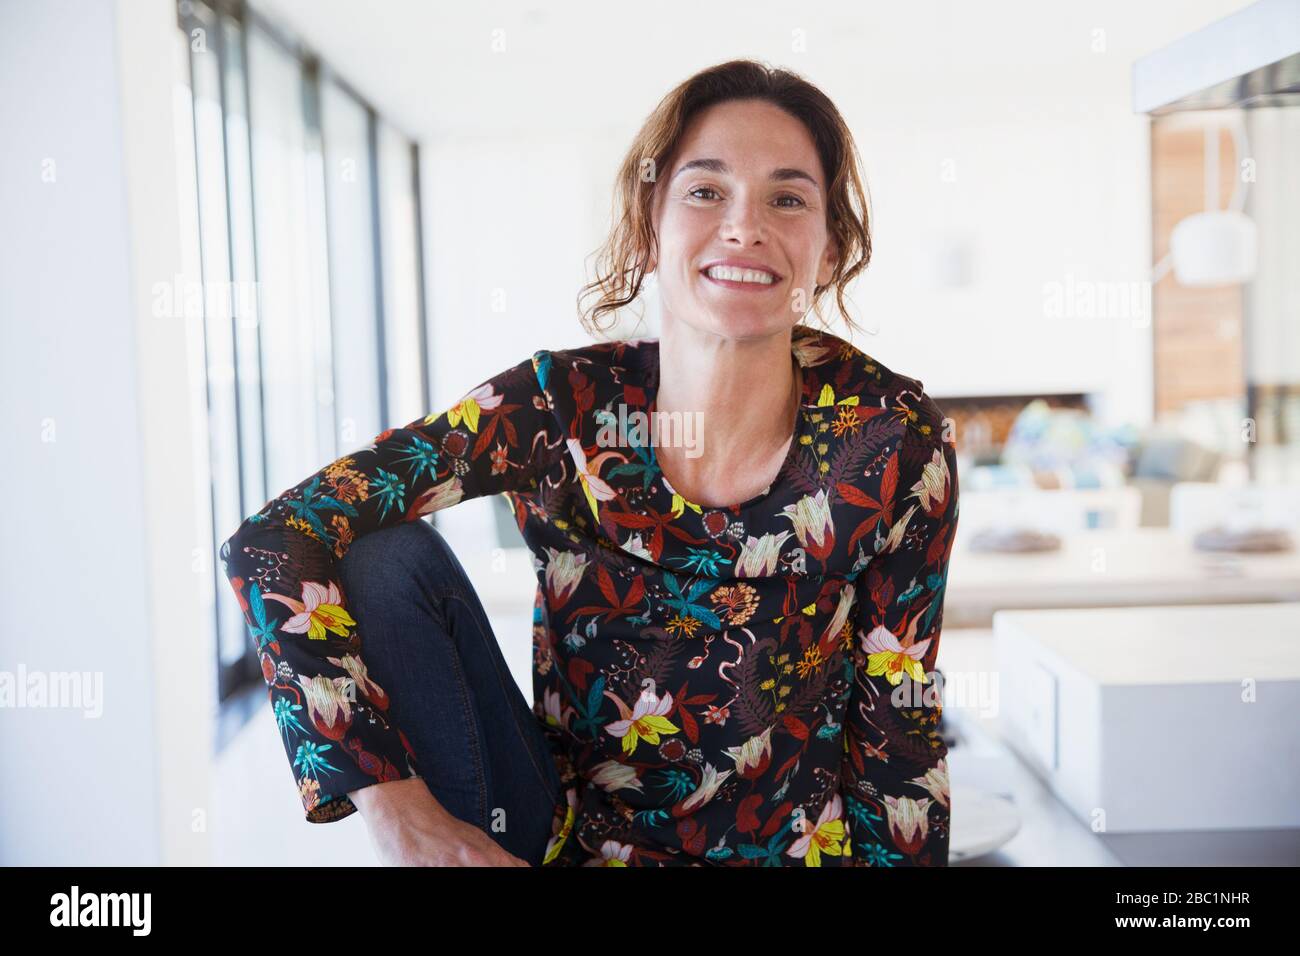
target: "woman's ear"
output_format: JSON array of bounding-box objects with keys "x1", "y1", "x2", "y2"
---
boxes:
[
  {"x1": 646, "y1": 221, "x2": 659, "y2": 274},
  {"x1": 817, "y1": 236, "x2": 839, "y2": 287},
  {"x1": 647, "y1": 198, "x2": 660, "y2": 274}
]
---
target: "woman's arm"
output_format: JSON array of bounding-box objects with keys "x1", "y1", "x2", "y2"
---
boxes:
[
  {"x1": 840, "y1": 426, "x2": 959, "y2": 866},
  {"x1": 219, "y1": 352, "x2": 563, "y2": 833}
]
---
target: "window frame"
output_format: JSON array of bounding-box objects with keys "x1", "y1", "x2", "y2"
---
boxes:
[{"x1": 176, "y1": 0, "x2": 430, "y2": 707}]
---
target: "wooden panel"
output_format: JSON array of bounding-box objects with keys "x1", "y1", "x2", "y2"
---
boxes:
[
  {"x1": 937, "y1": 394, "x2": 1090, "y2": 460},
  {"x1": 1151, "y1": 119, "x2": 1245, "y2": 418}
]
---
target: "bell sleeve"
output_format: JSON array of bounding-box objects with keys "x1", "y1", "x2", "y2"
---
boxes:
[
  {"x1": 218, "y1": 351, "x2": 564, "y2": 822},
  {"x1": 840, "y1": 427, "x2": 959, "y2": 865}
]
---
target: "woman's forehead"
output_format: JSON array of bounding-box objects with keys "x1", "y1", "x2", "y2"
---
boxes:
[{"x1": 670, "y1": 104, "x2": 823, "y2": 179}]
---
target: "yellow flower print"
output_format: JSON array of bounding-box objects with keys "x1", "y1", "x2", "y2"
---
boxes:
[
  {"x1": 815, "y1": 383, "x2": 860, "y2": 409},
  {"x1": 669, "y1": 492, "x2": 703, "y2": 520},
  {"x1": 604, "y1": 679, "x2": 680, "y2": 755},
  {"x1": 787, "y1": 793, "x2": 847, "y2": 866},
  {"x1": 566, "y1": 438, "x2": 619, "y2": 522},
  {"x1": 446, "y1": 398, "x2": 480, "y2": 431},
  {"x1": 861, "y1": 622, "x2": 934, "y2": 686},
  {"x1": 543, "y1": 787, "x2": 578, "y2": 865},
  {"x1": 425, "y1": 380, "x2": 506, "y2": 434},
  {"x1": 586, "y1": 839, "x2": 633, "y2": 867},
  {"x1": 263, "y1": 580, "x2": 357, "y2": 640}
]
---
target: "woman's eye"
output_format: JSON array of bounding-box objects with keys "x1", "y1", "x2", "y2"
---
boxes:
[{"x1": 686, "y1": 187, "x2": 805, "y2": 207}]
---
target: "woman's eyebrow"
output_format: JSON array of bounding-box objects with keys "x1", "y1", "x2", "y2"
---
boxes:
[{"x1": 670, "y1": 157, "x2": 821, "y2": 191}]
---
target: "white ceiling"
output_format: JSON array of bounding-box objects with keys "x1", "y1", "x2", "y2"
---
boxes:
[{"x1": 251, "y1": 0, "x2": 1256, "y2": 142}]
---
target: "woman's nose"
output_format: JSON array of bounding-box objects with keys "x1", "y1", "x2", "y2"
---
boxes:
[{"x1": 719, "y1": 195, "x2": 768, "y2": 243}]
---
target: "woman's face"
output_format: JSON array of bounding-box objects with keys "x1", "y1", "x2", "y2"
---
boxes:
[{"x1": 650, "y1": 97, "x2": 838, "y2": 341}]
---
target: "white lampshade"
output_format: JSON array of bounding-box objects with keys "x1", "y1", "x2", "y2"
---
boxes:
[{"x1": 1169, "y1": 210, "x2": 1258, "y2": 286}]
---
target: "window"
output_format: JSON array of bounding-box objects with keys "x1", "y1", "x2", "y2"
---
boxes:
[
  {"x1": 320, "y1": 77, "x2": 384, "y2": 447},
  {"x1": 176, "y1": 0, "x2": 428, "y2": 705}
]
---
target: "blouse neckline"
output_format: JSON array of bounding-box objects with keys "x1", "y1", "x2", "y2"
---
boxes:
[{"x1": 637, "y1": 327, "x2": 816, "y2": 515}]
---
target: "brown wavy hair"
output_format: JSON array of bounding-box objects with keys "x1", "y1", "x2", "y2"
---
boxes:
[{"x1": 577, "y1": 58, "x2": 873, "y2": 340}]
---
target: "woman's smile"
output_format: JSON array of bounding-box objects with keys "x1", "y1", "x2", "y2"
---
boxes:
[{"x1": 700, "y1": 266, "x2": 784, "y2": 292}]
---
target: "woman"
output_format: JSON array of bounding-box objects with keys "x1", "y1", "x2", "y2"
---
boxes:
[{"x1": 220, "y1": 59, "x2": 959, "y2": 867}]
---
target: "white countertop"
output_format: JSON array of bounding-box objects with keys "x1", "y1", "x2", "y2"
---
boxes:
[
  {"x1": 991, "y1": 602, "x2": 1300, "y2": 685},
  {"x1": 946, "y1": 527, "x2": 1300, "y2": 626}
]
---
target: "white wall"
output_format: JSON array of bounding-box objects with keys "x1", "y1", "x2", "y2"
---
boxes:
[
  {"x1": 419, "y1": 135, "x2": 606, "y2": 552},
  {"x1": 0, "y1": 0, "x2": 212, "y2": 865},
  {"x1": 837, "y1": 87, "x2": 1156, "y2": 428}
]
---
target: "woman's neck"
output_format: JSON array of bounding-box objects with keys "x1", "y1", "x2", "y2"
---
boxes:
[{"x1": 652, "y1": 320, "x2": 802, "y2": 506}]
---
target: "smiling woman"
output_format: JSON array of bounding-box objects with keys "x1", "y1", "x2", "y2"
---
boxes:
[
  {"x1": 220, "y1": 57, "x2": 959, "y2": 867},
  {"x1": 579, "y1": 60, "x2": 873, "y2": 337}
]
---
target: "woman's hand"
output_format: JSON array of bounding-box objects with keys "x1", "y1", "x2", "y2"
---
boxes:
[{"x1": 350, "y1": 776, "x2": 532, "y2": 867}]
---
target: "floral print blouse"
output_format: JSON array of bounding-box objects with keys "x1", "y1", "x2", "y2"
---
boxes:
[{"x1": 220, "y1": 323, "x2": 960, "y2": 867}]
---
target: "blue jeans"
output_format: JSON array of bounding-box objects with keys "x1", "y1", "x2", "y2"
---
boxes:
[{"x1": 336, "y1": 517, "x2": 564, "y2": 865}]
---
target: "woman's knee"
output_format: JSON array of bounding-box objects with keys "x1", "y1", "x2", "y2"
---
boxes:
[
  {"x1": 334, "y1": 520, "x2": 462, "y2": 685},
  {"x1": 337, "y1": 518, "x2": 462, "y2": 608}
]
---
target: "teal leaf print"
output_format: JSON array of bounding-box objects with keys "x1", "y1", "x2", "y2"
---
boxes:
[
  {"x1": 246, "y1": 582, "x2": 278, "y2": 652},
  {"x1": 669, "y1": 547, "x2": 732, "y2": 577},
  {"x1": 284, "y1": 476, "x2": 359, "y2": 542},
  {"x1": 605, "y1": 439, "x2": 659, "y2": 492},
  {"x1": 273, "y1": 694, "x2": 308, "y2": 741},
  {"x1": 533, "y1": 350, "x2": 551, "y2": 391},
  {"x1": 368, "y1": 467, "x2": 407, "y2": 521},
  {"x1": 662, "y1": 572, "x2": 722, "y2": 629},
  {"x1": 569, "y1": 675, "x2": 608, "y2": 739},
  {"x1": 388, "y1": 434, "x2": 440, "y2": 483},
  {"x1": 737, "y1": 822, "x2": 794, "y2": 866},
  {"x1": 293, "y1": 739, "x2": 341, "y2": 780}
]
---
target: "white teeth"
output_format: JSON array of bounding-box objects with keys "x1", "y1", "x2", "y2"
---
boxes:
[{"x1": 705, "y1": 265, "x2": 776, "y2": 285}]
